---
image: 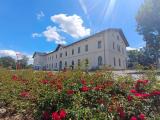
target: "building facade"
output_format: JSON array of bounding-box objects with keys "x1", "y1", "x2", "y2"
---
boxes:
[{"x1": 33, "y1": 29, "x2": 129, "y2": 70}]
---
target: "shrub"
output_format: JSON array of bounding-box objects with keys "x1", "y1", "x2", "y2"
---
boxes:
[{"x1": 0, "y1": 69, "x2": 160, "y2": 120}]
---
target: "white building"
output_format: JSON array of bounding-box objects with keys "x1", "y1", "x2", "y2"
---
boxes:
[{"x1": 33, "y1": 28, "x2": 129, "y2": 70}]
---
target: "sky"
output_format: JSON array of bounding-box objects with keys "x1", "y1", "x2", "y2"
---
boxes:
[{"x1": 0, "y1": 0, "x2": 145, "y2": 63}]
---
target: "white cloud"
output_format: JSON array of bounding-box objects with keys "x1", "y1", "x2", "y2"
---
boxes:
[
  {"x1": 43, "y1": 26, "x2": 66, "y2": 44},
  {"x1": 37, "y1": 11, "x2": 45, "y2": 20},
  {"x1": 32, "y1": 33, "x2": 42, "y2": 38},
  {"x1": 51, "y1": 14, "x2": 91, "y2": 38},
  {"x1": 0, "y1": 50, "x2": 33, "y2": 64},
  {"x1": 0, "y1": 50, "x2": 20, "y2": 58},
  {"x1": 126, "y1": 47, "x2": 140, "y2": 51}
]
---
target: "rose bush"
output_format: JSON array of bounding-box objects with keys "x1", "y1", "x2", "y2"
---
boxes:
[{"x1": 0, "y1": 68, "x2": 160, "y2": 120}]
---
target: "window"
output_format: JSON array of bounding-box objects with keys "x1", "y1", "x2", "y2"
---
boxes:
[
  {"x1": 78, "y1": 59, "x2": 81, "y2": 66},
  {"x1": 119, "y1": 58, "x2": 121, "y2": 67},
  {"x1": 117, "y1": 45, "x2": 121, "y2": 52},
  {"x1": 59, "y1": 61, "x2": 62, "y2": 70},
  {"x1": 65, "y1": 51, "x2": 67, "y2": 56},
  {"x1": 122, "y1": 48, "x2": 124, "y2": 54},
  {"x1": 78, "y1": 47, "x2": 80, "y2": 54},
  {"x1": 52, "y1": 64, "x2": 53, "y2": 68},
  {"x1": 85, "y1": 59, "x2": 89, "y2": 65},
  {"x1": 55, "y1": 63, "x2": 57, "y2": 68},
  {"x1": 98, "y1": 41, "x2": 102, "y2": 49},
  {"x1": 60, "y1": 53, "x2": 62, "y2": 58},
  {"x1": 72, "y1": 61, "x2": 74, "y2": 65},
  {"x1": 85, "y1": 45, "x2": 88, "y2": 52},
  {"x1": 117, "y1": 35, "x2": 120, "y2": 40},
  {"x1": 56, "y1": 54, "x2": 57, "y2": 58},
  {"x1": 113, "y1": 42, "x2": 115, "y2": 49},
  {"x1": 114, "y1": 57, "x2": 116, "y2": 66},
  {"x1": 52, "y1": 56, "x2": 53, "y2": 60},
  {"x1": 72, "y1": 49, "x2": 74, "y2": 55},
  {"x1": 65, "y1": 61, "x2": 67, "y2": 67},
  {"x1": 72, "y1": 60, "x2": 74, "y2": 69},
  {"x1": 98, "y1": 56, "x2": 103, "y2": 66}
]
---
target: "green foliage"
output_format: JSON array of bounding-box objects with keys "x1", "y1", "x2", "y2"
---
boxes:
[
  {"x1": 0, "y1": 56, "x2": 16, "y2": 69},
  {"x1": 136, "y1": 0, "x2": 160, "y2": 67},
  {"x1": 17, "y1": 55, "x2": 29, "y2": 69}
]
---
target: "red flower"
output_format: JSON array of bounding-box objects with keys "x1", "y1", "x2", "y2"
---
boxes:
[
  {"x1": 137, "y1": 79, "x2": 149, "y2": 84},
  {"x1": 12, "y1": 75, "x2": 18, "y2": 81},
  {"x1": 81, "y1": 79, "x2": 87, "y2": 85},
  {"x1": 117, "y1": 107, "x2": 125, "y2": 119},
  {"x1": 20, "y1": 91, "x2": 29, "y2": 97},
  {"x1": 127, "y1": 95, "x2": 133, "y2": 101},
  {"x1": 141, "y1": 93, "x2": 150, "y2": 98},
  {"x1": 130, "y1": 89, "x2": 137, "y2": 93},
  {"x1": 41, "y1": 79, "x2": 49, "y2": 84},
  {"x1": 134, "y1": 93, "x2": 142, "y2": 97},
  {"x1": 130, "y1": 116, "x2": 137, "y2": 120},
  {"x1": 134, "y1": 93, "x2": 150, "y2": 99},
  {"x1": 52, "y1": 112, "x2": 60, "y2": 120},
  {"x1": 80, "y1": 86, "x2": 89, "y2": 92},
  {"x1": 150, "y1": 90, "x2": 160, "y2": 96},
  {"x1": 43, "y1": 111, "x2": 50, "y2": 120},
  {"x1": 57, "y1": 84, "x2": 63, "y2": 90},
  {"x1": 52, "y1": 109, "x2": 67, "y2": 120},
  {"x1": 94, "y1": 85, "x2": 104, "y2": 91},
  {"x1": 139, "y1": 113, "x2": 145, "y2": 120},
  {"x1": 67, "y1": 90, "x2": 75, "y2": 95},
  {"x1": 59, "y1": 109, "x2": 67, "y2": 119}
]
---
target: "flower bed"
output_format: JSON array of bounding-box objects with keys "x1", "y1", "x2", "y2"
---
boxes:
[{"x1": 0, "y1": 69, "x2": 160, "y2": 120}]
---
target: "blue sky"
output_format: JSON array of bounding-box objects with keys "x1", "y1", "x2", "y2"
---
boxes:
[{"x1": 0, "y1": 0, "x2": 144, "y2": 63}]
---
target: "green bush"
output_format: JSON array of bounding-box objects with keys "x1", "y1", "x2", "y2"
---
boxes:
[{"x1": 0, "y1": 69, "x2": 160, "y2": 120}]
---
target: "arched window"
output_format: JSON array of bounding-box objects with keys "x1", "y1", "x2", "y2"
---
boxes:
[
  {"x1": 59, "y1": 61, "x2": 62, "y2": 70},
  {"x1": 65, "y1": 61, "x2": 67, "y2": 67},
  {"x1": 78, "y1": 59, "x2": 81, "y2": 66},
  {"x1": 72, "y1": 60, "x2": 74, "y2": 69},
  {"x1": 85, "y1": 59, "x2": 89, "y2": 65},
  {"x1": 98, "y1": 56, "x2": 103, "y2": 66}
]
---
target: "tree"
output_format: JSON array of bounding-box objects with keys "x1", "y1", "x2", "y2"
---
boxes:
[
  {"x1": 136, "y1": 0, "x2": 160, "y2": 68},
  {"x1": 127, "y1": 50, "x2": 142, "y2": 68},
  {"x1": 17, "y1": 55, "x2": 29, "y2": 69},
  {"x1": 127, "y1": 48, "x2": 154, "y2": 68},
  {"x1": 26, "y1": 64, "x2": 33, "y2": 69},
  {"x1": 0, "y1": 56, "x2": 16, "y2": 69}
]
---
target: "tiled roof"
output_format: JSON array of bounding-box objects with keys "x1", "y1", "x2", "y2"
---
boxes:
[{"x1": 32, "y1": 52, "x2": 46, "y2": 58}]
